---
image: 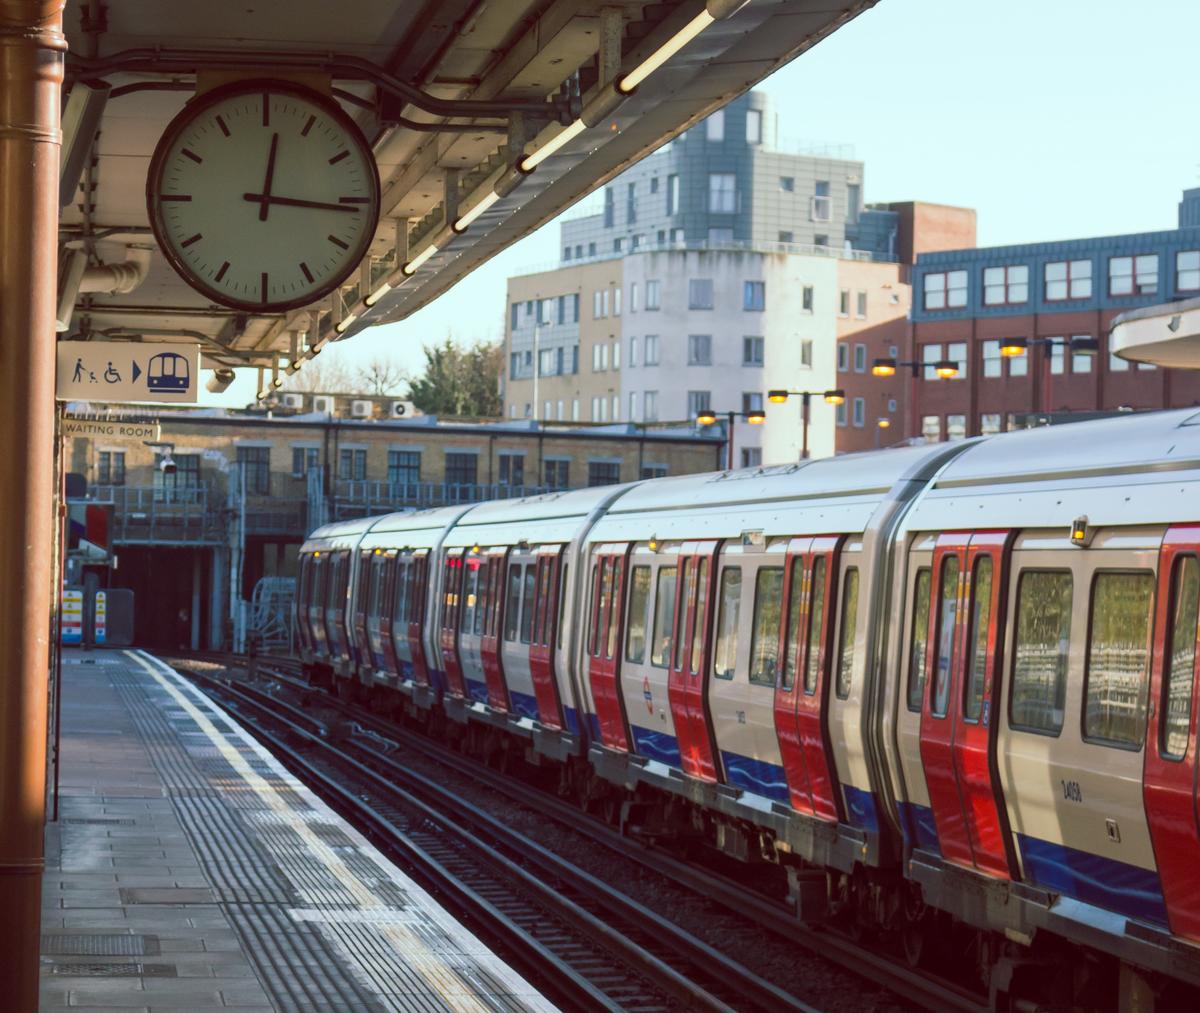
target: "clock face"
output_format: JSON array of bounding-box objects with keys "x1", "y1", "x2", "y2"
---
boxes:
[{"x1": 147, "y1": 80, "x2": 381, "y2": 313}]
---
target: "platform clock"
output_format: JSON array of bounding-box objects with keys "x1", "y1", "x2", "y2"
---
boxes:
[{"x1": 146, "y1": 80, "x2": 381, "y2": 313}]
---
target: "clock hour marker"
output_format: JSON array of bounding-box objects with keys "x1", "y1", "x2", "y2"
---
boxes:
[
  {"x1": 261, "y1": 272, "x2": 269, "y2": 301},
  {"x1": 300, "y1": 262, "x2": 314, "y2": 284},
  {"x1": 262, "y1": 94, "x2": 269, "y2": 127},
  {"x1": 160, "y1": 194, "x2": 192, "y2": 202},
  {"x1": 181, "y1": 148, "x2": 202, "y2": 164},
  {"x1": 328, "y1": 150, "x2": 349, "y2": 165},
  {"x1": 181, "y1": 233, "x2": 202, "y2": 248},
  {"x1": 216, "y1": 115, "x2": 230, "y2": 137},
  {"x1": 327, "y1": 234, "x2": 348, "y2": 250},
  {"x1": 339, "y1": 196, "x2": 369, "y2": 204},
  {"x1": 215, "y1": 261, "x2": 230, "y2": 282},
  {"x1": 301, "y1": 115, "x2": 315, "y2": 137}
]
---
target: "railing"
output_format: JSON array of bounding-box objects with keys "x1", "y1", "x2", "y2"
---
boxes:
[
  {"x1": 244, "y1": 498, "x2": 307, "y2": 535},
  {"x1": 91, "y1": 483, "x2": 224, "y2": 544},
  {"x1": 333, "y1": 480, "x2": 556, "y2": 519}
]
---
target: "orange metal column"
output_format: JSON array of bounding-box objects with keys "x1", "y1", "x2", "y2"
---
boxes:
[{"x1": 0, "y1": 0, "x2": 65, "y2": 1006}]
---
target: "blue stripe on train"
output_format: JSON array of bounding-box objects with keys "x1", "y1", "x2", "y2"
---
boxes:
[
  {"x1": 630, "y1": 725, "x2": 682, "y2": 767},
  {"x1": 721, "y1": 751, "x2": 790, "y2": 803},
  {"x1": 587, "y1": 712, "x2": 602, "y2": 741},
  {"x1": 510, "y1": 689, "x2": 539, "y2": 720},
  {"x1": 1017, "y1": 833, "x2": 1168, "y2": 927},
  {"x1": 563, "y1": 706, "x2": 580, "y2": 736},
  {"x1": 466, "y1": 677, "x2": 489, "y2": 704},
  {"x1": 842, "y1": 784, "x2": 879, "y2": 833},
  {"x1": 896, "y1": 800, "x2": 942, "y2": 855}
]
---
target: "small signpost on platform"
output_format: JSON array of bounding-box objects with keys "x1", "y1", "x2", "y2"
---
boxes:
[{"x1": 56, "y1": 341, "x2": 200, "y2": 404}]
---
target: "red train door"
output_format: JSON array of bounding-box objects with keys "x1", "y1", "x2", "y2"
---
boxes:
[
  {"x1": 407, "y1": 551, "x2": 432, "y2": 687},
  {"x1": 774, "y1": 536, "x2": 843, "y2": 820},
  {"x1": 1144, "y1": 526, "x2": 1200, "y2": 941},
  {"x1": 919, "y1": 531, "x2": 1015, "y2": 878},
  {"x1": 586, "y1": 547, "x2": 631, "y2": 751},
  {"x1": 529, "y1": 547, "x2": 565, "y2": 728},
  {"x1": 481, "y1": 550, "x2": 511, "y2": 711},
  {"x1": 666, "y1": 542, "x2": 720, "y2": 781},
  {"x1": 378, "y1": 552, "x2": 400, "y2": 677},
  {"x1": 439, "y1": 550, "x2": 467, "y2": 697},
  {"x1": 353, "y1": 550, "x2": 372, "y2": 665}
]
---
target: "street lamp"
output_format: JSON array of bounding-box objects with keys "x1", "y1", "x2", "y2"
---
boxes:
[
  {"x1": 871, "y1": 356, "x2": 960, "y2": 379},
  {"x1": 764, "y1": 388, "x2": 844, "y2": 460},
  {"x1": 998, "y1": 336, "x2": 1099, "y2": 414},
  {"x1": 696, "y1": 408, "x2": 766, "y2": 470}
]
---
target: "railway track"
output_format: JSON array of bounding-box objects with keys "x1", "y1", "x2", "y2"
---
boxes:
[
  {"x1": 174, "y1": 651, "x2": 989, "y2": 1012},
  {"x1": 176, "y1": 656, "x2": 817, "y2": 1013}
]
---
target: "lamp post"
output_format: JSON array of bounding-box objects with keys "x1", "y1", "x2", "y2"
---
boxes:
[
  {"x1": 696, "y1": 407, "x2": 766, "y2": 470},
  {"x1": 764, "y1": 388, "x2": 845, "y2": 460},
  {"x1": 999, "y1": 336, "x2": 1098, "y2": 416},
  {"x1": 871, "y1": 356, "x2": 959, "y2": 439}
]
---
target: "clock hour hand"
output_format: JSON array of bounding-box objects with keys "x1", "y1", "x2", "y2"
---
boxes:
[
  {"x1": 258, "y1": 132, "x2": 279, "y2": 222},
  {"x1": 242, "y1": 193, "x2": 360, "y2": 213}
]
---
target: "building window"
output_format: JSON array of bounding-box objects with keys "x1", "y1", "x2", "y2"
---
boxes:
[
  {"x1": 291, "y1": 446, "x2": 318, "y2": 478},
  {"x1": 708, "y1": 227, "x2": 734, "y2": 245},
  {"x1": 983, "y1": 264, "x2": 1029, "y2": 305},
  {"x1": 588, "y1": 242, "x2": 596, "y2": 256},
  {"x1": 706, "y1": 108, "x2": 724, "y2": 141},
  {"x1": 1008, "y1": 342, "x2": 1028, "y2": 377},
  {"x1": 687, "y1": 390, "x2": 711, "y2": 417},
  {"x1": 644, "y1": 390, "x2": 659, "y2": 421},
  {"x1": 1178, "y1": 250, "x2": 1200, "y2": 292},
  {"x1": 836, "y1": 401, "x2": 847, "y2": 426},
  {"x1": 97, "y1": 450, "x2": 126, "y2": 486},
  {"x1": 387, "y1": 450, "x2": 420, "y2": 487},
  {"x1": 811, "y1": 179, "x2": 831, "y2": 222},
  {"x1": 1109, "y1": 346, "x2": 1130, "y2": 372},
  {"x1": 852, "y1": 397, "x2": 865, "y2": 427},
  {"x1": 923, "y1": 269, "x2": 968, "y2": 310},
  {"x1": 592, "y1": 291, "x2": 603, "y2": 319},
  {"x1": 921, "y1": 343, "x2": 944, "y2": 380},
  {"x1": 626, "y1": 182, "x2": 636, "y2": 223},
  {"x1": 802, "y1": 286, "x2": 814, "y2": 312},
  {"x1": 855, "y1": 291, "x2": 867, "y2": 318},
  {"x1": 509, "y1": 302, "x2": 519, "y2": 330},
  {"x1": 980, "y1": 413, "x2": 1002, "y2": 435},
  {"x1": 630, "y1": 391, "x2": 638, "y2": 421},
  {"x1": 444, "y1": 452, "x2": 478, "y2": 487},
  {"x1": 800, "y1": 340, "x2": 813, "y2": 368},
  {"x1": 742, "y1": 391, "x2": 763, "y2": 414},
  {"x1": 236, "y1": 446, "x2": 270, "y2": 494},
  {"x1": 1044, "y1": 259, "x2": 1092, "y2": 301},
  {"x1": 612, "y1": 340, "x2": 620, "y2": 369},
  {"x1": 644, "y1": 335, "x2": 659, "y2": 365},
  {"x1": 946, "y1": 415, "x2": 967, "y2": 440},
  {"x1": 743, "y1": 336, "x2": 764, "y2": 366},
  {"x1": 544, "y1": 459, "x2": 569, "y2": 489},
  {"x1": 687, "y1": 334, "x2": 712, "y2": 366},
  {"x1": 575, "y1": 245, "x2": 582, "y2": 259},
  {"x1": 613, "y1": 238, "x2": 623, "y2": 253},
  {"x1": 814, "y1": 234, "x2": 828, "y2": 247},
  {"x1": 780, "y1": 176, "x2": 795, "y2": 192},
  {"x1": 847, "y1": 183, "x2": 861, "y2": 224},
  {"x1": 666, "y1": 175, "x2": 679, "y2": 216},
  {"x1": 746, "y1": 108, "x2": 762, "y2": 144},
  {"x1": 982, "y1": 339, "x2": 1002, "y2": 378},
  {"x1": 838, "y1": 289, "x2": 850, "y2": 316},
  {"x1": 1109, "y1": 254, "x2": 1158, "y2": 296},
  {"x1": 671, "y1": 227, "x2": 684, "y2": 245},
  {"x1": 630, "y1": 282, "x2": 639, "y2": 312},
  {"x1": 689, "y1": 278, "x2": 714, "y2": 309},
  {"x1": 603, "y1": 188, "x2": 614, "y2": 228},
  {"x1": 157, "y1": 453, "x2": 200, "y2": 497},
  {"x1": 629, "y1": 335, "x2": 638, "y2": 367},
  {"x1": 837, "y1": 342, "x2": 849, "y2": 372},
  {"x1": 588, "y1": 461, "x2": 621, "y2": 487},
  {"x1": 1048, "y1": 339, "x2": 1065, "y2": 375},
  {"x1": 572, "y1": 399, "x2": 579, "y2": 421},
  {"x1": 1072, "y1": 335, "x2": 1094, "y2": 373},
  {"x1": 946, "y1": 341, "x2": 967, "y2": 379},
  {"x1": 338, "y1": 448, "x2": 367, "y2": 481},
  {"x1": 613, "y1": 287, "x2": 622, "y2": 316},
  {"x1": 708, "y1": 173, "x2": 736, "y2": 213},
  {"x1": 743, "y1": 280, "x2": 765, "y2": 311},
  {"x1": 498, "y1": 454, "x2": 525, "y2": 486},
  {"x1": 921, "y1": 416, "x2": 941, "y2": 441},
  {"x1": 853, "y1": 343, "x2": 866, "y2": 373},
  {"x1": 740, "y1": 448, "x2": 762, "y2": 468},
  {"x1": 641, "y1": 463, "x2": 668, "y2": 480},
  {"x1": 645, "y1": 279, "x2": 661, "y2": 310},
  {"x1": 779, "y1": 230, "x2": 794, "y2": 244}
]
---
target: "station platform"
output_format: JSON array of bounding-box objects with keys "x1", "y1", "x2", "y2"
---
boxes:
[{"x1": 40, "y1": 648, "x2": 553, "y2": 1012}]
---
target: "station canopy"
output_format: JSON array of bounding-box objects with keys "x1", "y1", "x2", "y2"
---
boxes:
[{"x1": 60, "y1": 0, "x2": 871, "y2": 374}]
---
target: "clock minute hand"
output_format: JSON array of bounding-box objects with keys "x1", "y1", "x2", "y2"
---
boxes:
[
  {"x1": 258, "y1": 133, "x2": 279, "y2": 222},
  {"x1": 242, "y1": 193, "x2": 360, "y2": 213}
]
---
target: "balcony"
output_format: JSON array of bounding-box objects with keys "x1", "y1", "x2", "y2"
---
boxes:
[
  {"x1": 91, "y1": 484, "x2": 225, "y2": 545},
  {"x1": 332, "y1": 480, "x2": 556, "y2": 520}
]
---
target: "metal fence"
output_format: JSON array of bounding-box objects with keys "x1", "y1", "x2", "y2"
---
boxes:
[{"x1": 91, "y1": 484, "x2": 225, "y2": 544}]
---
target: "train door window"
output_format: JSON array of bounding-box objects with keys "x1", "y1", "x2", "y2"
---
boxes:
[
  {"x1": 673, "y1": 560, "x2": 695, "y2": 671},
  {"x1": 605, "y1": 562, "x2": 622, "y2": 659},
  {"x1": 1084, "y1": 571, "x2": 1156, "y2": 748},
  {"x1": 835, "y1": 567, "x2": 859, "y2": 699},
  {"x1": 963, "y1": 556, "x2": 993, "y2": 721},
  {"x1": 1163, "y1": 556, "x2": 1200, "y2": 759},
  {"x1": 394, "y1": 561, "x2": 408, "y2": 623},
  {"x1": 650, "y1": 566, "x2": 677, "y2": 667},
  {"x1": 749, "y1": 567, "x2": 784, "y2": 686},
  {"x1": 931, "y1": 556, "x2": 960, "y2": 717},
  {"x1": 472, "y1": 560, "x2": 487, "y2": 635},
  {"x1": 689, "y1": 558, "x2": 709, "y2": 672},
  {"x1": 368, "y1": 555, "x2": 384, "y2": 619},
  {"x1": 462, "y1": 561, "x2": 479, "y2": 634},
  {"x1": 600, "y1": 559, "x2": 617, "y2": 658},
  {"x1": 805, "y1": 557, "x2": 828, "y2": 694},
  {"x1": 588, "y1": 561, "x2": 604, "y2": 656},
  {"x1": 907, "y1": 568, "x2": 932, "y2": 712},
  {"x1": 557, "y1": 564, "x2": 569, "y2": 650},
  {"x1": 520, "y1": 565, "x2": 537, "y2": 644},
  {"x1": 782, "y1": 560, "x2": 805, "y2": 689},
  {"x1": 625, "y1": 565, "x2": 651, "y2": 663},
  {"x1": 358, "y1": 555, "x2": 373, "y2": 616},
  {"x1": 1009, "y1": 571, "x2": 1072, "y2": 734},
  {"x1": 713, "y1": 567, "x2": 741, "y2": 680},
  {"x1": 505, "y1": 563, "x2": 523, "y2": 642},
  {"x1": 532, "y1": 561, "x2": 547, "y2": 646}
]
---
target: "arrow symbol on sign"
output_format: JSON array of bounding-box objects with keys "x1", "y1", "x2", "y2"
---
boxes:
[{"x1": 132, "y1": 361, "x2": 141, "y2": 383}]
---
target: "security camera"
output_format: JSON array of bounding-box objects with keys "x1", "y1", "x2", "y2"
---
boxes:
[{"x1": 159, "y1": 456, "x2": 177, "y2": 475}]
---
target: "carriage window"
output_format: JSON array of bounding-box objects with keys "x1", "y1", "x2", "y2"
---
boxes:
[
  {"x1": 520, "y1": 565, "x2": 537, "y2": 644},
  {"x1": 650, "y1": 566, "x2": 677, "y2": 668},
  {"x1": 782, "y1": 560, "x2": 805, "y2": 690},
  {"x1": 749, "y1": 567, "x2": 784, "y2": 686},
  {"x1": 906, "y1": 569, "x2": 932, "y2": 712},
  {"x1": 1084, "y1": 571, "x2": 1155, "y2": 748},
  {"x1": 533, "y1": 561, "x2": 550, "y2": 646},
  {"x1": 1163, "y1": 556, "x2": 1200, "y2": 760},
  {"x1": 557, "y1": 564, "x2": 569, "y2": 650},
  {"x1": 368, "y1": 556, "x2": 385, "y2": 619},
  {"x1": 588, "y1": 562, "x2": 603, "y2": 657},
  {"x1": 505, "y1": 563, "x2": 523, "y2": 642},
  {"x1": 805, "y1": 557, "x2": 828, "y2": 695},
  {"x1": 931, "y1": 556, "x2": 959, "y2": 717},
  {"x1": 673, "y1": 560, "x2": 695, "y2": 671},
  {"x1": 472, "y1": 561, "x2": 486, "y2": 636},
  {"x1": 394, "y1": 561, "x2": 409, "y2": 626},
  {"x1": 625, "y1": 565, "x2": 651, "y2": 664},
  {"x1": 605, "y1": 562, "x2": 622, "y2": 659},
  {"x1": 462, "y1": 561, "x2": 480, "y2": 635},
  {"x1": 713, "y1": 567, "x2": 741, "y2": 680},
  {"x1": 689, "y1": 559, "x2": 710, "y2": 673},
  {"x1": 963, "y1": 556, "x2": 993, "y2": 722},
  {"x1": 835, "y1": 567, "x2": 859, "y2": 699},
  {"x1": 599, "y1": 559, "x2": 616, "y2": 658}
]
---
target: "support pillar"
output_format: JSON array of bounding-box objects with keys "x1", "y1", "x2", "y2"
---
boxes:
[{"x1": 0, "y1": 0, "x2": 66, "y2": 1006}]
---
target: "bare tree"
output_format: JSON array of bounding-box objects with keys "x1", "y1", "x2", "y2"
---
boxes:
[
  {"x1": 284, "y1": 356, "x2": 355, "y2": 393},
  {"x1": 356, "y1": 355, "x2": 407, "y2": 396}
]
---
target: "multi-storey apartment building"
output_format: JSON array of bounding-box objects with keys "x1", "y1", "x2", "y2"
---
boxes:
[{"x1": 504, "y1": 91, "x2": 975, "y2": 463}]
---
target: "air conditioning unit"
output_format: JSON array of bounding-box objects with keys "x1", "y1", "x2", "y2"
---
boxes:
[
  {"x1": 280, "y1": 393, "x2": 304, "y2": 410},
  {"x1": 390, "y1": 400, "x2": 415, "y2": 419},
  {"x1": 313, "y1": 395, "x2": 334, "y2": 414},
  {"x1": 350, "y1": 399, "x2": 372, "y2": 418}
]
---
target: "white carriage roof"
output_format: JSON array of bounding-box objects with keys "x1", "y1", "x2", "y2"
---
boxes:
[{"x1": 452, "y1": 483, "x2": 636, "y2": 528}]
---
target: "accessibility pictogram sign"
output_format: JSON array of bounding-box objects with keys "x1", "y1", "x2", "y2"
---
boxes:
[{"x1": 56, "y1": 341, "x2": 200, "y2": 404}]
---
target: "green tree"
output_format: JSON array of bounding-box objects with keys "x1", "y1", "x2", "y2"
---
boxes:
[{"x1": 407, "y1": 338, "x2": 502, "y2": 417}]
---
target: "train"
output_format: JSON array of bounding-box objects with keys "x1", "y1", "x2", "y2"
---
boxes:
[{"x1": 296, "y1": 408, "x2": 1200, "y2": 1008}]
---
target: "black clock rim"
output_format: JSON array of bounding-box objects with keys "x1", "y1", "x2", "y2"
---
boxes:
[{"x1": 145, "y1": 78, "x2": 382, "y2": 315}]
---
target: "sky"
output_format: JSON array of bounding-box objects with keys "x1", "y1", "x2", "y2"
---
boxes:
[{"x1": 203, "y1": 0, "x2": 1200, "y2": 406}]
